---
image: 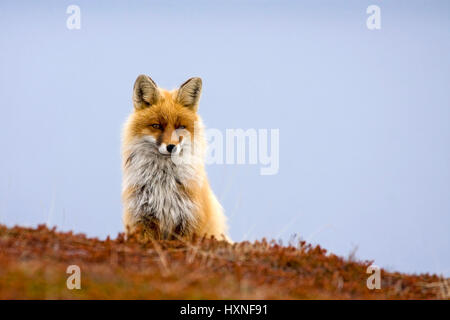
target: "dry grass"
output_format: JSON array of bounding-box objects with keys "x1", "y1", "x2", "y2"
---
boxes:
[{"x1": 0, "y1": 224, "x2": 446, "y2": 299}]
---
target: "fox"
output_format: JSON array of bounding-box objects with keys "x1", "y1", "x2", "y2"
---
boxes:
[{"x1": 121, "y1": 75, "x2": 230, "y2": 242}]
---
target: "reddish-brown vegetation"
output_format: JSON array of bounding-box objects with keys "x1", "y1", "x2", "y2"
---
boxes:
[{"x1": 0, "y1": 224, "x2": 446, "y2": 299}]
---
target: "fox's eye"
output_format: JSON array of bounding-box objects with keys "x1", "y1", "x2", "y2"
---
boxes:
[
  {"x1": 151, "y1": 124, "x2": 162, "y2": 129},
  {"x1": 177, "y1": 125, "x2": 186, "y2": 130}
]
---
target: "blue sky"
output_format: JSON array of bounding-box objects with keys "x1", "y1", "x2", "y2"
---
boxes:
[{"x1": 0, "y1": 0, "x2": 449, "y2": 276}]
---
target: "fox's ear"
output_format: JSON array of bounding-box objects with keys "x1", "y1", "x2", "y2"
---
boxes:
[
  {"x1": 176, "y1": 77, "x2": 202, "y2": 111},
  {"x1": 133, "y1": 75, "x2": 159, "y2": 110}
]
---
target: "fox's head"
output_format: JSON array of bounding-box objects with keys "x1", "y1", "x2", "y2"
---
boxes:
[{"x1": 125, "y1": 75, "x2": 203, "y2": 158}]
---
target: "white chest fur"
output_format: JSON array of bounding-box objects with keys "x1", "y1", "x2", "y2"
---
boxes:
[{"x1": 122, "y1": 137, "x2": 202, "y2": 238}]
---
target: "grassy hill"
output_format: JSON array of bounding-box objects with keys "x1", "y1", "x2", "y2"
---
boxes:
[{"x1": 0, "y1": 224, "x2": 447, "y2": 299}]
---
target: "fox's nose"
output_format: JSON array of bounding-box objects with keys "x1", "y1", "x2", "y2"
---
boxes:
[{"x1": 166, "y1": 144, "x2": 176, "y2": 153}]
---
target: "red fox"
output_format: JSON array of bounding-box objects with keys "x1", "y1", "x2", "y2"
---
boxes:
[{"x1": 121, "y1": 75, "x2": 230, "y2": 242}]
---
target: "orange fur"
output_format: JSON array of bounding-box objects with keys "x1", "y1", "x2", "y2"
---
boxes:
[{"x1": 121, "y1": 77, "x2": 230, "y2": 242}]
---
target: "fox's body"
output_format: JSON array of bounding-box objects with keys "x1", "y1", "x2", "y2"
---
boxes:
[{"x1": 121, "y1": 75, "x2": 230, "y2": 241}]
